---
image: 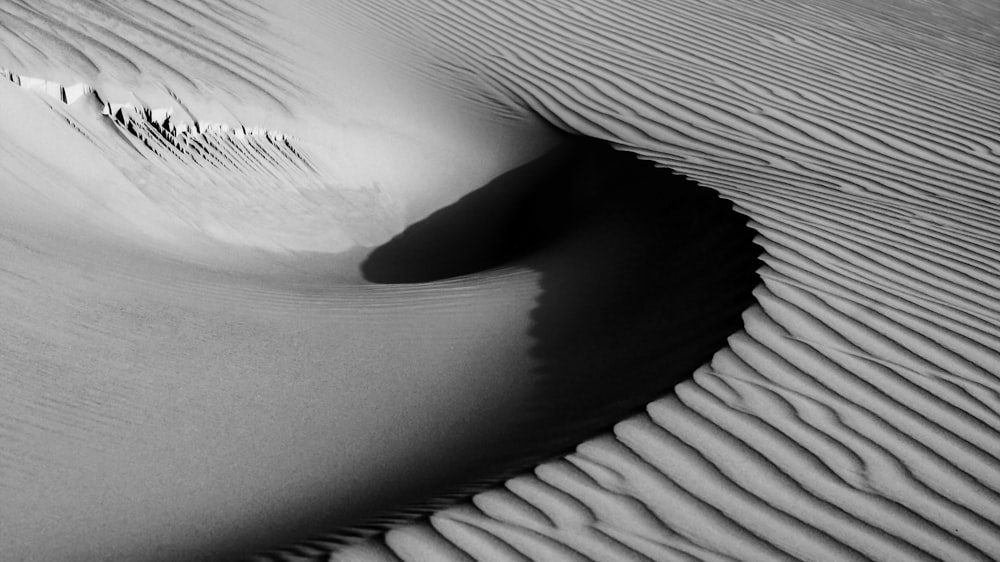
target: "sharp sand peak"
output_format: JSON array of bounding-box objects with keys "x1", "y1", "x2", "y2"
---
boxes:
[
  {"x1": 1, "y1": 64, "x2": 410, "y2": 255},
  {"x1": 4, "y1": 67, "x2": 293, "y2": 153}
]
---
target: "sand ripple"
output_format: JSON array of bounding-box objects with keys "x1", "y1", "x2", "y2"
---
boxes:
[
  {"x1": 320, "y1": 0, "x2": 1000, "y2": 561},
  {"x1": 2, "y1": 0, "x2": 999, "y2": 561}
]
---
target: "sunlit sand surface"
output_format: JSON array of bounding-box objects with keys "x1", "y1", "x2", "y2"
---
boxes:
[{"x1": 1, "y1": 1, "x2": 999, "y2": 561}]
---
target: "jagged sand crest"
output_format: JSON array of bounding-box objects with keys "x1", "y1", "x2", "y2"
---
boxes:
[
  {"x1": 1, "y1": 65, "x2": 409, "y2": 255},
  {"x1": 1, "y1": 1, "x2": 999, "y2": 561}
]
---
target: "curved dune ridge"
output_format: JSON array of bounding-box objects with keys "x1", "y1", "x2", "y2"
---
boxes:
[
  {"x1": 1, "y1": 2, "x2": 761, "y2": 559},
  {"x1": 1, "y1": 0, "x2": 999, "y2": 561},
  {"x1": 0, "y1": 57, "x2": 760, "y2": 557},
  {"x1": 321, "y1": 1, "x2": 999, "y2": 561}
]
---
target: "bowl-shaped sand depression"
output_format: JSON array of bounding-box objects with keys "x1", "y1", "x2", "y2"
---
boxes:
[{"x1": 0, "y1": 65, "x2": 760, "y2": 556}]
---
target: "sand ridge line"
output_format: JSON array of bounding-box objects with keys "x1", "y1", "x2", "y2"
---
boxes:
[{"x1": 318, "y1": 0, "x2": 1000, "y2": 560}]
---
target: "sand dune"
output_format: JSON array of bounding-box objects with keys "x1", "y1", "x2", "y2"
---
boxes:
[
  {"x1": 1, "y1": 0, "x2": 998, "y2": 561},
  {"x1": 323, "y1": 1, "x2": 1000, "y2": 561}
]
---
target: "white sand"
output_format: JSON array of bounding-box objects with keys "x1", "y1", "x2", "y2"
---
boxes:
[{"x1": 1, "y1": 0, "x2": 998, "y2": 561}]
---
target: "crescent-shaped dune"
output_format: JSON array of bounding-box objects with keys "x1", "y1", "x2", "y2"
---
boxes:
[{"x1": 1, "y1": 0, "x2": 998, "y2": 561}]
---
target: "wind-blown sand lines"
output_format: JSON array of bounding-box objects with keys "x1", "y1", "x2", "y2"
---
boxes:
[
  {"x1": 320, "y1": 0, "x2": 1000, "y2": 560},
  {"x1": 2, "y1": 0, "x2": 1000, "y2": 560}
]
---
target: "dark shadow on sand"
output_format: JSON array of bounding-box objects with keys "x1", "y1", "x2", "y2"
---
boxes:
[
  {"x1": 361, "y1": 140, "x2": 597, "y2": 283},
  {"x1": 516, "y1": 140, "x2": 762, "y2": 457},
  {"x1": 259, "y1": 138, "x2": 761, "y2": 558},
  {"x1": 360, "y1": 135, "x2": 761, "y2": 486}
]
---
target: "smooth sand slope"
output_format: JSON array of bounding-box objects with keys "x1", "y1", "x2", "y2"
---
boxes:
[{"x1": 1, "y1": 0, "x2": 999, "y2": 561}]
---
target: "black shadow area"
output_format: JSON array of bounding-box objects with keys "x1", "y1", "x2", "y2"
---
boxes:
[
  {"x1": 360, "y1": 136, "x2": 761, "y2": 479},
  {"x1": 515, "y1": 140, "x2": 762, "y2": 462}
]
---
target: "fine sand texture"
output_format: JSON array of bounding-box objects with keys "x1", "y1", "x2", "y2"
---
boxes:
[{"x1": 2, "y1": 1, "x2": 999, "y2": 561}]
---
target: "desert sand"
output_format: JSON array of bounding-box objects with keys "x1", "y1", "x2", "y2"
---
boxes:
[{"x1": 1, "y1": 1, "x2": 998, "y2": 561}]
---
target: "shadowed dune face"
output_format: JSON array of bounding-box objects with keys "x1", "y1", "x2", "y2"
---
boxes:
[
  {"x1": 523, "y1": 143, "x2": 761, "y2": 450},
  {"x1": 2, "y1": 0, "x2": 1000, "y2": 560},
  {"x1": 361, "y1": 137, "x2": 761, "y2": 476}
]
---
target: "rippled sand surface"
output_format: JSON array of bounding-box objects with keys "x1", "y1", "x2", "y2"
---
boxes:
[{"x1": 1, "y1": 1, "x2": 998, "y2": 561}]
